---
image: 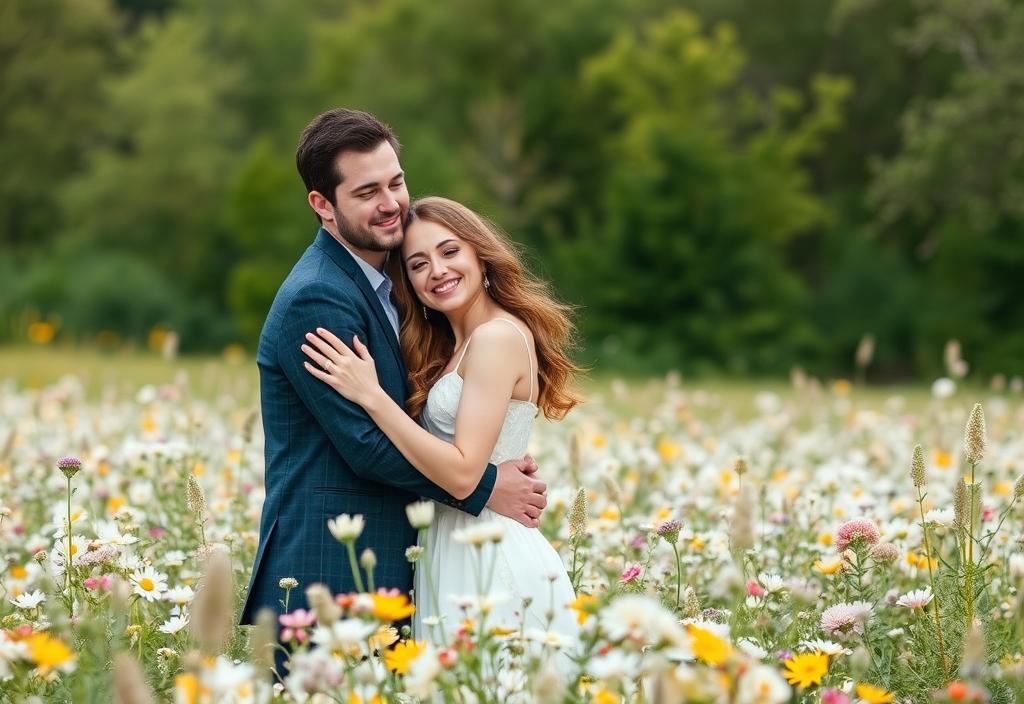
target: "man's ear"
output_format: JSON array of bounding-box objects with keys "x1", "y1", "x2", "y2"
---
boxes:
[{"x1": 308, "y1": 191, "x2": 335, "y2": 223}]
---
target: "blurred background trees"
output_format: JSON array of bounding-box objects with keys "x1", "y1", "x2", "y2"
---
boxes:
[{"x1": 2, "y1": 0, "x2": 1022, "y2": 379}]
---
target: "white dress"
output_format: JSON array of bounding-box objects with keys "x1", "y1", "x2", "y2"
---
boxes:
[{"x1": 412, "y1": 319, "x2": 579, "y2": 648}]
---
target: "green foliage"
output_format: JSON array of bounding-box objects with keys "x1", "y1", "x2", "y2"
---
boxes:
[{"x1": 2, "y1": 0, "x2": 1024, "y2": 376}]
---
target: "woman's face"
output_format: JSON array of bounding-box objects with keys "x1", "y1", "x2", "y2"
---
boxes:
[{"x1": 402, "y1": 219, "x2": 486, "y2": 314}]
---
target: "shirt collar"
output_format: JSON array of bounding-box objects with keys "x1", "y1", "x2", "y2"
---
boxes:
[{"x1": 335, "y1": 236, "x2": 392, "y2": 293}]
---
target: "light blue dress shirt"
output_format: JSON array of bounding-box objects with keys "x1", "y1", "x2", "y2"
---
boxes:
[{"x1": 337, "y1": 240, "x2": 401, "y2": 339}]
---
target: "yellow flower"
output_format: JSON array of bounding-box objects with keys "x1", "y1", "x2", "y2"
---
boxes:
[
  {"x1": 594, "y1": 689, "x2": 620, "y2": 704},
  {"x1": 369, "y1": 625, "x2": 399, "y2": 650},
  {"x1": 27, "y1": 321, "x2": 56, "y2": 345},
  {"x1": 855, "y1": 683, "x2": 894, "y2": 703},
  {"x1": 933, "y1": 450, "x2": 952, "y2": 468},
  {"x1": 818, "y1": 532, "x2": 833, "y2": 546},
  {"x1": 832, "y1": 379, "x2": 852, "y2": 396},
  {"x1": 371, "y1": 592, "x2": 416, "y2": 622},
  {"x1": 174, "y1": 672, "x2": 201, "y2": 704},
  {"x1": 25, "y1": 632, "x2": 75, "y2": 675},
  {"x1": 599, "y1": 506, "x2": 620, "y2": 521},
  {"x1": 658, "y1": 440, "x2": 681, "y2": 462},
  {"x1": 10, "y1": 565, "x2": 27, "y2": 580},
  {"x1": 348, "y1": 695, "x2": 382, "y2": 704},
  {"x1": 814, "y1": 557, "x2": 844, "y2": 576},
  {"x1": 783, "y1": 651, "x2": 829, "y2": 689},
  {"x1": 592, "y1": 434, "x2": 607, "y2": 448},
  {"x1": 686, "y1": 624, "x2": 731, "y2": 666},
  {"x1": 383, "y1": 639, "x2": 426, "y2": 674},
  {"x1": 569, "y1": 593, "x2": 598, "y2": 625}
]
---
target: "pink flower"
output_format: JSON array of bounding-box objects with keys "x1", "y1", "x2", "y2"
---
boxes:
[
  {"x1": 820, "y1": 600, "x2": 873, "y2": 637},
  {"x1": 619, "y1": 564, "x2": 642, "y2": 583},
  {"x1": 279, "y1": 608, "x2": 316, "y2": 643},
  {"x1": 821, "y1": 689, "x2": 851, "y2": 704},
  {"x1": 746, "y1": 579, "x2": 765, "y2": 597},
  {"x1": 148, "y1": 526, "x2": 167, "y2": 539},
  {"x1": 834, "y1": 518, "x2": 880, "y2": 553},
  {"x1": 83, "y1": 576, "x2": 111, "y2": 590}
]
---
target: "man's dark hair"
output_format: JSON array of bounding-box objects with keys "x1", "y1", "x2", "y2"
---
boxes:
[{"x1": 296, "y1": 108, "x2": 400, "y2": 215}]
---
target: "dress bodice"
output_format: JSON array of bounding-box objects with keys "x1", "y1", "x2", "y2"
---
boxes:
[{"x1": 420, "y1": 370, "x2": 536, "y2": 465}]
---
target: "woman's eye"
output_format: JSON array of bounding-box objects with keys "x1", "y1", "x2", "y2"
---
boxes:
[
  {"x1": 444, "y1": 249, "x2": 458, "y2": 256},
  {"x1": 410, "y1": 263, "x2": 425, "y2": 271}
]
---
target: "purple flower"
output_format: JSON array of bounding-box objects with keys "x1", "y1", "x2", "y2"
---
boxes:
[
  {"x1": 56, "y1": 456, "x2": 83, "y2": 479},
  {"x1": 835, "y1": 518, "x2": 880, "y2": 553}
]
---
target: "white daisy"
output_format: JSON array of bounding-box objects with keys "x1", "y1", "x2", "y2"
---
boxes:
[
  {"x1": 131, "y1": 566, "x2": 168, "y2": 602},
  {"x1": 10, "y1": 590, "x2": 46, "y2": 610}
]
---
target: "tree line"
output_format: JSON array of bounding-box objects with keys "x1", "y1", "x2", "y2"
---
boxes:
[{"x1": 2, "y1": 0, "x2": 1022, "y2": 379}]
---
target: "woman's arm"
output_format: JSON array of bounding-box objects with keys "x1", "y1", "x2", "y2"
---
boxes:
[{"x1": 302, "y1": 323, "x2": 522, "y2": 500}]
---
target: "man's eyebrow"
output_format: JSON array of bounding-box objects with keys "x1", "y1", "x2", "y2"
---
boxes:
[
  {"x1": 405, "y1": 239, "x2": 458, "y2": 262},
  {"x1": 350, "y1": 171, "x2": 404, "y2": 194}
]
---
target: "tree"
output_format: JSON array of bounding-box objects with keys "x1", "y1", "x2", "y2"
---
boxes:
[{"x1": 567, "y1": 11, "x2": 850, "y2": 373}]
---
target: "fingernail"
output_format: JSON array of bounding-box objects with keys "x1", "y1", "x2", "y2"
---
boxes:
[
  {"x1": 317, "y1": 327, "x2": 326, "y2": 334},
  {"x1": 305, "y1": 332, "x2": 313, "y2": 340}
]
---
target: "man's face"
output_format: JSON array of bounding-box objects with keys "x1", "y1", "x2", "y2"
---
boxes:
[{"x1": 329, "y1": 141, "x2": 410, "y2": 253}]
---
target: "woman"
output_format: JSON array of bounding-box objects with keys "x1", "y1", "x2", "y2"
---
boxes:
[{"x1": 300, "y1": 196, "x2": 581, "y2": 644}]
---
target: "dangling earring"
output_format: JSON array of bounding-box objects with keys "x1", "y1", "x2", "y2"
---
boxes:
[
  {"x1": 422, "y1": 305, "x2": 428, "y2": 320},
  {"x1": 484, "y1": 273, "x2": 491, "y2": 290}
]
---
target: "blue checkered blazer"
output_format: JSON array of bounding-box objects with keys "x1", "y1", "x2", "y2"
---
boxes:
[{"x1": 240, "y1": 228, "x2": 497, "y2": 624}]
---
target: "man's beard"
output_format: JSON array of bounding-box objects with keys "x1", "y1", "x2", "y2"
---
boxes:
[{"x1": 333, "y1": 204, "x2": 407, "y2": 252}]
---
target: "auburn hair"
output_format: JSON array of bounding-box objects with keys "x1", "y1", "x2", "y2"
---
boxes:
[{"x1": 387, "y1": 197, "x2": 581, "y2": 421}]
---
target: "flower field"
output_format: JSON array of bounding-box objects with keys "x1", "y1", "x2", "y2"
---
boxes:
[{"x1": 1, "y1": 367, "x2": 1024, "y2": 703}]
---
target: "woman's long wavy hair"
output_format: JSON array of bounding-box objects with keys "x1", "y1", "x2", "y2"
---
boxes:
[{"x1": 387, "y1": 196, "x2": 582, "y2": 421}]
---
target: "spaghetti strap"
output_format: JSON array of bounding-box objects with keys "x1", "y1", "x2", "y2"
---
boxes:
[{"x1": 455, "y1": 318, "x2": 536, "y2": 403}]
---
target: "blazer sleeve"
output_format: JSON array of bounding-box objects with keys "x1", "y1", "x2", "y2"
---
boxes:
[{"x1": 276, "y1": 280, "x2": 496, "y2": 515}]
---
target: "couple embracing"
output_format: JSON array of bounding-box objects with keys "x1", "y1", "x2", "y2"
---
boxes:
[{"x1": 239, "y1": 108, "x2": 581, "y2": 664}]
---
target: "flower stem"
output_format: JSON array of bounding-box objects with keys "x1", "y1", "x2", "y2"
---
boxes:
[
  {"x1": 66, "y1": 476, "x2": 73, "y2": 619},
  {"x1": 345, "y1": 541, "x2": 365, "y2": 593},
  {"x1": 917, "y1": 488, "x2": 949, "y2": 680}
]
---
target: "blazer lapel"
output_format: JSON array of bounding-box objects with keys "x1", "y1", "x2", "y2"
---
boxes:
[{"x1": 313, "y1": 229, "x2": 407, "y2": 382}]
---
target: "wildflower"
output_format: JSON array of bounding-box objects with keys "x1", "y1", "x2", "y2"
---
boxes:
[
  {"x1": 311, "y1": 618, "x2": 376, "y2": 653},
  {"x1": 56, "y1": 456, "x2": 82, "y2": 480},
  {"x1": 371, "y1": 590, "x2": 416, "y2": 622},
  {"x1": 799, "y1": 639, "x2": 850, "y2": 656},
  {"x1": 568, "y1": 593, "x2": 598, "y2": 625},
  {"x1": 656, "y1": 519, "x2": 682, "y2": 544},
  {"x1": 896, "y1": 586, "x2": 933, "y2": 610},
  {"x1": 1015, "y1": 474, "x2": 1024, "y2": 499},
  {"x1": 11, "y1": 590, "x2": 46, "y2": 610},
  {"x1": 854, "y1": 683, "x2": 894, "y2": 703},
  {"x1": 452, "y1": 521, "x2": 504, "y2": 545},
  {"x1": 190, "y1": 549, "x2": 234, "y2": 655},
  {"x1": 360, "y1": 548, "x2": 377, "y2": 572},
  {"x1": 279, "y1": 609, "x2": 316, "y2": 643},
  {"x1": 932, "y1": 378, "x2": 956, "y2": 399},
  {"x1": 383, "y1": 639, "x2": 426, "y2": 674},
  {"x1": 869, "y1": 542, "x2": 900, "y2": 564},
  {"x1": 737, "y1": 664, "x2": 791, "y2": 703},
  {"x1": 911, "y1": 444, "x2": 926, "y2": 487},
  {"x1": 306, "y1": 583, "x2": 341, "y2": 624},
  {"x1": 24, "y1": 632, "x2": 76, "y2": 676},
  {"x1": 820, "y1": 601, "x2": 873, "y2": 637},
  {"x1": 601, "y1": 594, "x2": 686, "y2": 647},
  {"x1": 687, "y1": 623, "x2": 732, "y2": 666},
  {"x1": 327, "y1": 513, "x2": 364, "y2": 542},
  {"x1": 758, "y1": 573, "x2": 786, "y2": 593},
  {"x1": 405, "y1": 546, "x2": 424, "y2": 563},
  {"x1": 405, "y1": 501, "x2": 434, "y2": 529},
  {"x1": 278, "y1": 577, "x2": 299, "y2": 590},
  {"x1": 924, "y1": 508, "x2": 955, "y2": 526},
  {"x1": 164, "y1": 586, "x2": 195, "y2": 605},
  {"x1": 619, "y1": 564, "x2": 642, "y2": 584},
  {"x1": 835, "y1": 519, "x2": 880, "y2": 553},
  {"x1": 782, "y1": 651, "x2": 829, "y2": 690},
  {"x1": 733, "y1": 456, "x2": 748, "y2": 477},
  {"x1": 131, "y1": 566, "x2": 168, "y2": 602},
  {"x1": 369, "y1": 625, "x2": 399, "y2": 650},
  {"x1": 963, "y1": 403, "x2": 986, "y2": 464},
  {"x1": 568, "y1": 487, "x2": 588, "y2": 541},
  {"x1": 821, "y1": 690, "x2": 851, "y2": 704},
  {"x1": 159, "y1": 616, "x2": 189, "y2": 635},
  {"x1": 953, "y1": 480, "x2": 968, "y2": 529},
  {"x1": 815, "y1": 557, "x2": 845, "y2": 575},
  {"x1": 185, "y1": 474, "x2": 206, "y2": 515}
]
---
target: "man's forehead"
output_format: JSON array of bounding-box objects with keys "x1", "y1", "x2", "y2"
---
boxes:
[{"x1": 336, "y1": 143, "x2": 402, "y2": 184}]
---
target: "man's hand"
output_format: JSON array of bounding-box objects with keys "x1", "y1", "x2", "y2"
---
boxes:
[{"x1": 486, "y1": 456, "x2": 546, "y2": 528}]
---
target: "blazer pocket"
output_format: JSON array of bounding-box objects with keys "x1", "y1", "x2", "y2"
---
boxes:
[{"x1": 315, "y1": 489, "x2": 385, "y2": 515}]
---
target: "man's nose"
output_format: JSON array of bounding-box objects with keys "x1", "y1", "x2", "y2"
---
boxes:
[{"x1": 379, "y1": 191, "x2": 399, "y2": 213}]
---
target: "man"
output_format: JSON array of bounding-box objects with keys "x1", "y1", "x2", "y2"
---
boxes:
[{"x1": 240, "y1": 109, "x2": 547, "y2": 634}]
